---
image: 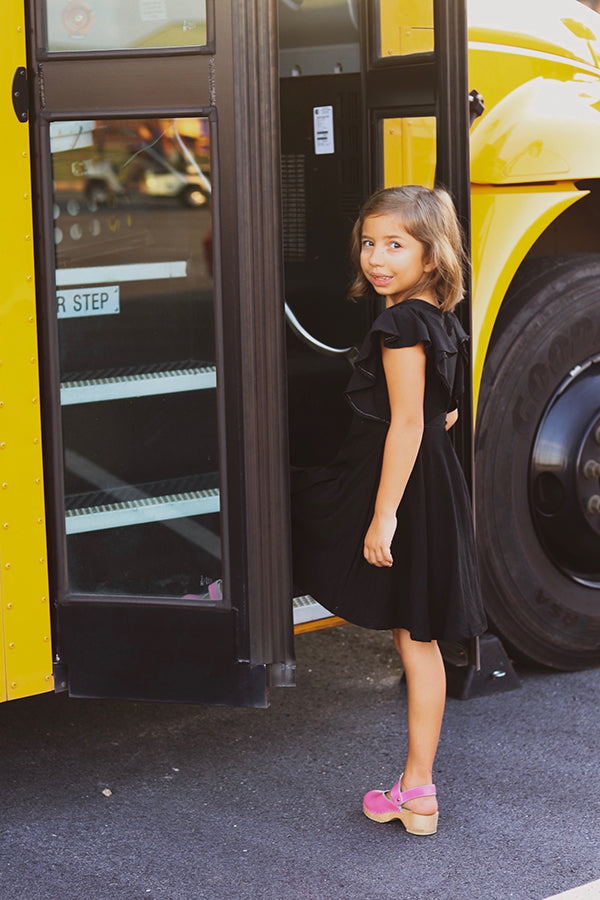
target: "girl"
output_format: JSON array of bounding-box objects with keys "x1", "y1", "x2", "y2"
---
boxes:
[{"x1": 291, "y1": 185, "x2": 487, "y2": 836}]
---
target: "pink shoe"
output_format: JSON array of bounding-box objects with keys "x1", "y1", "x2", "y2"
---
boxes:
[{"x1": 363, "y1": 778, "x2": 438, "y2": 835}]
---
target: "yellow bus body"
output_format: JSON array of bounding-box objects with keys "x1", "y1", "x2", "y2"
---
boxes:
[
  {"x1": 468, "y1": 0, "x2": 600, "y2": 408},
  {"x1": 0, "y1": 2, "x2": 53, "y2": 700},
  {"x1": 380, "y1": 1, "x2": 600, "y2": 414}
]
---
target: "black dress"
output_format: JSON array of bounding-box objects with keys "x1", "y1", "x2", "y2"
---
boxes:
[{"x1": 291, "y1": 298, "x2": 487, "y2": 643}]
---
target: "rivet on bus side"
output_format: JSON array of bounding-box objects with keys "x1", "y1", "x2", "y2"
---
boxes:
[
  {"x1": 33, "y1": 437, "x2": 39, "y2": 444},
  {"x1": 41, "y1": 596, "x2": 47, "y2": 603},
  {"x1": 6, "y1": 603, "x2": 13, "y2": 609},
  {"x1": 43, "y1": 635, "x2": 49, "y2": 642},
  {"x1": 25, "y1": 234, "x2": 31, "y2": 240},
  {"x1": 10, "y1": 682, "x2": 17, "y2": 689},
  {"x1": 45, "y1": 674, "x2": 52, "y2": 682},
  {"x1": 0, "y1": 442, "x2": 6, "y2": 449},
  {"x1": 35, "y1": 478, "x2": 41, "y2": 485},
  {"x1": 3, "y1": 523, "x2": 8, "y2": 529},
  {"x1": 1, "y1": 482, "x2": 8, "y2": 489},
  {"x1": 8, "y1": 642, "x2": 15, "y2": 649},
  {"x1": 39, "y1": 557, "x2": 45, "y2": 564},
  {"x1": 32, "y1": 397, "x2": 37, "y2": 404},
  {"x1": 4, "y1": 562, "x2": 11, "y2": 569}
]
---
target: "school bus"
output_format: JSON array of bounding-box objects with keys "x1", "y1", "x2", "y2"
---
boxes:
[{"x1": 1, "y1": 0, "x2": 599, "y2": 707}]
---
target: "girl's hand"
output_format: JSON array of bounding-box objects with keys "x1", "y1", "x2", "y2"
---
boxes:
[
  {"x1": 445, "y1": 408, "x2": 458, "y2": 430},
  {"x1": 364, "y1": 513, "x2": 397, "y2": 567}
]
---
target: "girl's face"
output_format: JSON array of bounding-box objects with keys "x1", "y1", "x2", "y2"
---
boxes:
[{"x1": 360, "y1": 213, "x2": 435, "y2": 307}]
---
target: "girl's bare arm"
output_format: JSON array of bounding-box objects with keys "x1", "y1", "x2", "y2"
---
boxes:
[{"x1": 363, "y1": 341, "x2": 426, "y2": 568}]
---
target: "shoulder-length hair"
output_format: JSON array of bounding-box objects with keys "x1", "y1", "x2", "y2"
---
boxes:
[{"x1": 348, "y1": 185, "x2": 467, "y2": 313}]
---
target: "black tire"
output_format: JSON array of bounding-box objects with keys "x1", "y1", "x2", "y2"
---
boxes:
[{"x1": 475, "y1": 254, "x2": 600, "y2": 669}]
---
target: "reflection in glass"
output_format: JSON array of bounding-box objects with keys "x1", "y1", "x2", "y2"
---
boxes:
[
  {"x1": 382, "y1": 116, "x2": 436, "y2": 189},
  {"x1": 278, "y1": 0, "x2": 360, "y2": 76},
  {"x1": 51, "y1": 117, "x2": 221, "y2": 601},
  {"x1": 377, "y1": 0, "x2": 434, "y2": 58},
  {"x1": 44, "y1": 0, "x2": 207, "y2": 52}
]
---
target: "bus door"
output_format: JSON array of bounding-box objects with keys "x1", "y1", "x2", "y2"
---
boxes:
[
  {"x1": 27, "y1": 1, "x2": 293, "y2": 705},
  {"x1": 280, "y1": 0, "x2": 472, "y2": 629}
]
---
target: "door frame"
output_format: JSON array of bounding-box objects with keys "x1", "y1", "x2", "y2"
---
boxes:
[
  {"x1": 361, "y1": 0, "x2": 473, "y2": 482},
  {"x1": 26, "y1": 0, "x2": 294, "y2": 704}
]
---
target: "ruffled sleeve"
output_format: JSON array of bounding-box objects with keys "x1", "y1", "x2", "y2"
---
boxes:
[
  {"x1": 449, "y1": 316, "x2": 470, "y2": 410},
  {"x1": 344, "y1": 301, "x2": 469, "y2": 424}
]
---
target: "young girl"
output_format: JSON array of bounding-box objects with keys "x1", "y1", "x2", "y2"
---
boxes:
[{"x1": 291, "y1": 185, "x2": 487, "y2": 836}]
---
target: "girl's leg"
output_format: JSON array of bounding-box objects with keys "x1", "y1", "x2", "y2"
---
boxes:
[{"x1": 393, "y1": 627, "x2": 446, "y2": 816}]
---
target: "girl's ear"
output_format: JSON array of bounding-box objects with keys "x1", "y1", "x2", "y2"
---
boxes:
[{"x1": 423, "y1": 255, "x2": 435, "y2": 273}]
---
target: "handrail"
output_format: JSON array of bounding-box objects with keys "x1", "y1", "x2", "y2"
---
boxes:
[{"x1": 284, "y1": 303, "x2": 357, "y2": 363}]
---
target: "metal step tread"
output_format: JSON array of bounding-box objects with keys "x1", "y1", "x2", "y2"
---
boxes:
[
  {"x1": 60, "y1": 359, "x2": 217, "y2": 404},
  {"x1": 65, "y1": 473, "x2": 220, "y2": 534}
]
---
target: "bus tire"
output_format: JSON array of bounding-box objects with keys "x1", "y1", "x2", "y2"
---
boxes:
[{"x1": 475, "y1": 254, "x2": 600, "y2": 669}]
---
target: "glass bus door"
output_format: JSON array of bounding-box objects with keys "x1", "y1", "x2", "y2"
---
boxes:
[
  {"x1": 28, "y1": 1, "x2": 294, "y2": 705},
  {"x1": 280, "y1": 0, "x2": 472, "y2": 629}
]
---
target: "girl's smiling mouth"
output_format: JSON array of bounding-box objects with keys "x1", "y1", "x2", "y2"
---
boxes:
[{"x1": 369, "y1": 273, "x2": 393, "y2": 285}]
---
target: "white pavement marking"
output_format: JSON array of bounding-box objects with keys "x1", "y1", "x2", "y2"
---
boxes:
[{"x1": 543, "y1": 880, "x2": 600, "y2": 900}]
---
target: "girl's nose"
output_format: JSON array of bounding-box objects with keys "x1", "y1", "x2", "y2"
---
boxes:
[{"x1": 370, "y1": 244, "x2": 385, "y2": 266}]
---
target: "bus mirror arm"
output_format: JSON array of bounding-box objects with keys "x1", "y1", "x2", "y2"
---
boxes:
[
  {"x1": 469, "y1": 89, "x2": 484, "y2": 126},
  {"x1": 284, "y1": 302, "x2": 358, "y2": 366}
]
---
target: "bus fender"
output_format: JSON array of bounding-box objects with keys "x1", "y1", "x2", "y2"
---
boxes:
[{"x1": 470, "y1": 75, "x2": 600, "y2": 184}]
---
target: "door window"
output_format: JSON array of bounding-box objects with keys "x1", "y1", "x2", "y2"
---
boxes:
[
  {"x1": 278, "y1": 0, "x2": 360, "y2": 76},
  {"x1": 381, "y1": 115, "x2": 436, "y2": 188},
  {"x1": 43, "y1": 0, "x2": 207, "y2": 52},
  {"x1": 375, "y1": 0, "x2": 434, "y2": 59},
  {"x1": 51, "y1": 116, "x2": 221, "y2": 601}
]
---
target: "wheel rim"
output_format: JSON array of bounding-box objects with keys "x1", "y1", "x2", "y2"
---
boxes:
[
  {"x1": 529, "y1": 354, "x2": 600, "y2": 588},
  {"x1": 185, "y1": 187, "x2": 206, "y2": 208}
]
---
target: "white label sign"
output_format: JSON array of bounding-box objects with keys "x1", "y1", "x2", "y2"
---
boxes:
[
  {"x1": 57, "y1": 285, "x2": 120, "y2": 319},
  {"x1": 50, "y1": 121, "x2": 95, "y2": 154},
  {"x1": 139, "y1": 0, "x2": 168, "y2": 21},
  {"x1": 313, "y1": 106, "x2": 335, "y2": 155}
]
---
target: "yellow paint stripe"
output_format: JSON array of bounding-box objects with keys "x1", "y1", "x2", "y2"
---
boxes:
[{"x1": 294, "y1": 617, "x2": 347, "y2": 636}]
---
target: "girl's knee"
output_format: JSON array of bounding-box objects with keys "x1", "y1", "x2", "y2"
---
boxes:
[{"x1": 392, "y1": 628, "x2": 439, "y2": 663}]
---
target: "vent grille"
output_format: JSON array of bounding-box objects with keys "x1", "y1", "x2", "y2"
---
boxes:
[{"x1": 281, "y1": 153, "x2": 307, "y2": 262}]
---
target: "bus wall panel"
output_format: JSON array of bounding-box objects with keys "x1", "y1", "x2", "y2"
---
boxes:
[{"x1": 0, "y1": 0, "x2": 53, "y2": 702}]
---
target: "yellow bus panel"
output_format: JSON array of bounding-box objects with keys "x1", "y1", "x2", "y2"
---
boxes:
[{"x1": 0, "y1": 1, "x2": 53, "y2": 701}]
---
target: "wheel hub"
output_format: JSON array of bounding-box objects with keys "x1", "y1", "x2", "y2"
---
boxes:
[{"x1": 530, "y1": 355, "x2": 600, "y2": 588}]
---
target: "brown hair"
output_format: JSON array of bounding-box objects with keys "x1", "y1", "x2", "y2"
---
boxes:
[{"x1": 348, "y1": 185, "x2": 467, "y2": 313}]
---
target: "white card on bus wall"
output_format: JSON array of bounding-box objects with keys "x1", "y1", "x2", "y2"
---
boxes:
[
  {"x1": 313, "y1": 106, "x2": 335, "y2": 155},
  {"x1": 57, "y1": 285, "x2": 120, "y2": 319}
]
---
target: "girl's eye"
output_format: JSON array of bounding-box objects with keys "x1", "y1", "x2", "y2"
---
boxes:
[
  {"x1": 390, "y1": 241, "x2": 401, "y2": 250},
  {"x1": 361, "y1": 239, "x2": 373, "y2": 248}
]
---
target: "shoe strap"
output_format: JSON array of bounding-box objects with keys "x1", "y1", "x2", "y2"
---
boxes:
[{"x1": 390, "y1": 782, "x2": 437, "y2": 806}]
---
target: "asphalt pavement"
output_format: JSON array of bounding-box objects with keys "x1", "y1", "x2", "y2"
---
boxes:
[{"x1": 1, "y1": 624, "x2": 599, "y2": 900}]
